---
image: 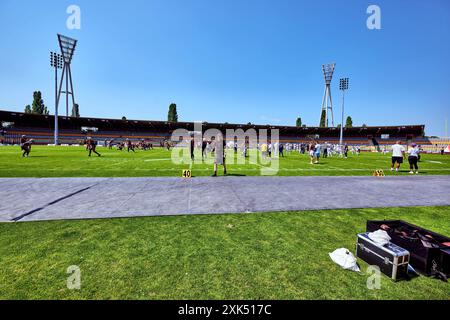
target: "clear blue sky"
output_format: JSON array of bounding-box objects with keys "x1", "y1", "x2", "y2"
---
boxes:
[{"x1": 0, "y1": 0, "x2": 449, "y2": 136}]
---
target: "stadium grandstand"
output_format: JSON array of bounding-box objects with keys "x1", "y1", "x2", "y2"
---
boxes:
[{"x1": 0, "y1": 109, "x2": 442, "y2": 151}]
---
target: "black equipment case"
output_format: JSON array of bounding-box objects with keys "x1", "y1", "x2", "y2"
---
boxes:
[
  {"x1": 356, "y1": 233, "x2": 410, "y2": 281},
  {"x1": 367, "y1": 220, "x2": 450, "y2": 279}
]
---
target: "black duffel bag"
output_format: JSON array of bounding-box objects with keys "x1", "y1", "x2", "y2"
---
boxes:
[{"x1": 367, "y1": 220, "x2": 450, "y2": 281}]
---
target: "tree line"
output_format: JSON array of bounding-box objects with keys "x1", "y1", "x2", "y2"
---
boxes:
[
  {"x1": 299, "y1": 115, "x2": 355, "y2": 128},
  {"x1": 23, "y1": 93, "x2": 364, "y2": 129},
  {"x1": 24, "y1": 91, "x2": 80, "y2": 117}
]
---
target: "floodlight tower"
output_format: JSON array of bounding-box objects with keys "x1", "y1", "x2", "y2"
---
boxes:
[
  {"x1": 50, "y1": 52, "x2": 63, "y2": 145},
  {"x1": 320, "y1": 63, "x2": 336, "y2": 127},
  {"x1": 57, "y1": 34, "x2": 78, "y2": 117},
  {"x1": 339, "y1": 78, "x2": 349, "y2": 147}
]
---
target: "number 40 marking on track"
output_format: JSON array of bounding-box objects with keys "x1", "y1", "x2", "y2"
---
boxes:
[
  {"x1": 182, "y1": 170, "x2": 192, "y2": 178},
  {"x1": 373, "y1": 169, "x2": 385, "y2": 177}
]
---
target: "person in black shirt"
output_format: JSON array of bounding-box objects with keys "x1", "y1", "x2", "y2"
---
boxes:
[
  {"x1": 190, "y1": 136, "x2": 195, "y2": 161},
  {"x1": 108, "y1": 139, "x2": 115, "y2": 150},
  {"x1": 126, "y1": 139, "x2": 135, "y2": 153},
  {"x1": 323, "y1": 143, "x2": 328, "y2": 158},
  {"x1": 202, "y1": 138, "x2": 208, "y2": 159},
  {"x1": 20, "y1": 135, "x2": 33, "y2": 157},
  {"x1": 279, "y1": 143, "x2": 284, "y2": 157},
  {"x1": 0, "y1": 129, "x2": 5, "y2": 145},
  {"x1": 86, "y1": 137, "x2": 101, "y2": 157}
]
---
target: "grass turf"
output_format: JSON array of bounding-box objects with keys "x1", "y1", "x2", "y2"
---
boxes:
[
  {"x1": 1, "y1": 146, "x2": 449, "y2": 177},
  {"x1": 0, "y1": 206, "x2": 449, "y2": 300}
]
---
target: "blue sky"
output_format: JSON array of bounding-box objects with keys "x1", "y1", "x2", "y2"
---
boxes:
[{"x1": 0, "y1": 0, "x2": 449, "y2": 136}]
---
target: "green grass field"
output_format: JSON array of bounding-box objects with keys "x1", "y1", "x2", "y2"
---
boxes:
[
  {"x1": 1, "y1": 146, "x2": 449, "y2": 177},
  {"x1": 1, "y1": 206, "x2": 449, "y2": 300},
  {"x1": 1, "y1": 146, "x2": 449, "y2": 300}
]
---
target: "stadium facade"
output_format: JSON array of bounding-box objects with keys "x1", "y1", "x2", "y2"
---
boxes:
[{"x1": 0, "y1": 109, "x2": 429, "y2": 147}]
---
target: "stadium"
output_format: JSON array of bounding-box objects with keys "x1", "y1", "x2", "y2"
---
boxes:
[{"x1": 0, "y1": 0, "x2": 449, "y2": 307}]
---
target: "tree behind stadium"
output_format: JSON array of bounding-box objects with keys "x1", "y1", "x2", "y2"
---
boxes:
[
  {"x1": 319, "y1": 110, "x2": 326, "y2": 127},
  {"x1": 168, "y1": 103, "x2": 178, "y2": 122},
  {"x1": 296, "y1": 117, "x2": 302, "y2": 127},
  {"x1": 31, "y1": 91, "x2": 49, "y2": 115},
  {"x1": 71, "y1": 103, "x2": 80, "y2": 118},
  {"x1": 346, "y1": 116, "x2": 353, "y2": 128}
]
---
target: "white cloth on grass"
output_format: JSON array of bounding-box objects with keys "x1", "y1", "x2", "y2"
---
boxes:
[
  {"x1": 368, "y1": 230, "x2": 391, "y2": 246},
  {"x1": 329, "y1": 248, "x2": 360, "y2": 272}
]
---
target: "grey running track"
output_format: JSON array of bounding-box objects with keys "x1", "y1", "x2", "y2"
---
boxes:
[{"x1": 0, "y1": 176, "x2": 449, "y2": 222}]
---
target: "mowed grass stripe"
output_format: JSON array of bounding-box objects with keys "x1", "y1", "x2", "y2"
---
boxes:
[{"x1": 0, "y1": 146, "x2": 449, "y2": 177}]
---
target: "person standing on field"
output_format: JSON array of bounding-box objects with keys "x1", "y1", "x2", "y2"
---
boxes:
[
  {"x1": 408, "y1": 143, "x2": 420, "y2": 174},
  {"x1": 309, "y1": 143, "x2": 316, "y2": 165},
  {"x1": 314, "y1": 142, "x2": 321, "y2": 164},
  {"x1": 202, "y1": 138, "x2": 208, "y2": 159},
  {"x1": 390, "y1": 140, "x2": 405, "y2": 172},
  {"x1": 190, "y1": 136, "x2": 195, "y2": 161},
  {"x1": 344, "y1": 144, "x2": 349, "y2": 159},
  {"x1": 126, "y1": 139, "x2": 135, "y2": 153},
  {"x1": 86, "y1": 137, "x2": 101, "y2": 157},
  {"x1": 212, "y1": 134, "x2": 227, "y2": 177}
]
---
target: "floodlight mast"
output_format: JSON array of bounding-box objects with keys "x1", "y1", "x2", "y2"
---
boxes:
[
  {"x1": 339, "y1": 78, "x2": 349, "y2": 147},
  {"x1": 50, "y1": 51, "x2": 63, "y2": 145},
  {"x1": 320, "y1": 63, "x2": 336, "y2": 127},
  {"x1": 56, "y1": 34, "x2": 77, "y2": 117}
]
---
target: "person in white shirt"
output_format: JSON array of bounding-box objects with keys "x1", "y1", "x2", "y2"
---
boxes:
[
  {"x1": 391, "y1": 141, "x2": 406, "y2": 172},
  {"x1": 408, "y1": 143, "x2": 420, "y2": 174}
]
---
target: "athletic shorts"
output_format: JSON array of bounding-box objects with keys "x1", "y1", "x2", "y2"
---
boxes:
[
  {"x1": 392, "y1": 156, "x2": 403, "y2": 164},
  {"x1": 315, "y1": 152, "x2": 321, "y2": 158},
  {"x1": 408, "y1": 156, "x2": 418, "y2": 165}
]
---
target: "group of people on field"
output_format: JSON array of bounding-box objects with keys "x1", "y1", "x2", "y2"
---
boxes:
[
  {"x1": 390, "y1": 140, "x2": 422, "y2": 174},
  {"x1": 188, "y1": 135, "x2": 227, "y2": 176},
  {"x1": 16, "y1": 134, "x2": 432, "y2": 176},
  {"x1": 107, "y1": 139, "x2": 154, "y2": 152},
  {"x1": 306, "y1": 141, "x2": 352, "y2": 164}
]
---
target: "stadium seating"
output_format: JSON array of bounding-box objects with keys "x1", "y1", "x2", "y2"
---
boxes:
[{"x1": 1, "y1": 110, "x2": 433, "y2": 150}]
